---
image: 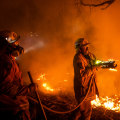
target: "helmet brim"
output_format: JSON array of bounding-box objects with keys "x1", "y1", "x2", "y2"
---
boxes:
[
  {"x1": 9, "y1": 35, "x2": 20, "y2": 43},
  {"x1": 81, "y1": 43, "x2": 90, "y2": 47}
]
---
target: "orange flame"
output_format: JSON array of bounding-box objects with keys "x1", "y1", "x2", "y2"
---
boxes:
[
  {"x1": 37, "y1": 74, "x2": 54, "y2": 92},
  {"x1": 109, "y1": 68, "x2": 117, "y2": 72},
  {"x1": 37, "y1": 74, "x2": 46, "y2": 81},
  {"x1": 37, "y1": 73, "x2": 120, "y2": 112},
  {"x1": 37, "y1": 73, "x2": 69, "y2": 93},
  {"x1": 42, "y1": 83, "x2": 54, "y2": 92},
  {"x1": 91, "y1": 95, "x2": 120, "y2": 112}
]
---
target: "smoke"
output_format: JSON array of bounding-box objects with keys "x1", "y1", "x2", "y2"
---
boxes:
[
  {"x1": 88, "y1": 0, "x2": 120, "y2": 96},
  {"x1": 0, "y1": 0, "x2": 120, "y2": 96}
]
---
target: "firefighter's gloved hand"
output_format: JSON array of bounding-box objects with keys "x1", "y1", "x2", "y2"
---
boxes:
[
  {"x1": 15, "y1": 96, "x2": 29, "y2": 113},
  {"x1": 93, "y1": 64, "x2": 102, "y2": 69},
  {"x1": 91, "y1": 67, "x2": 97, "y2": 73},
  {"x1": 0, "y1": 95, "x2": 29, "y2": 114}
]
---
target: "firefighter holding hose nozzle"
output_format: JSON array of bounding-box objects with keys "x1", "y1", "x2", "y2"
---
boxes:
[
  {"x1": 73, "y1": 38, "x2": 100, "y2": 120},
  {"x1": 73, "y1": 38, "x2": 117, "y2": 120},
  {"x1": 0, "y1": 30, "x2": 37, "y2": 120}
]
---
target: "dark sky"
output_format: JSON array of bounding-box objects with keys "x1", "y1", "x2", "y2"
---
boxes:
[
  {"x1": 0, "y1": 0, "x2": 92, "y2": 38},
  {"x1": 0, "y1": 0, "x2": 39, "y2": 31},
  {"x1": 0, "y1": 0, "x2": 74, "y2": 31}
]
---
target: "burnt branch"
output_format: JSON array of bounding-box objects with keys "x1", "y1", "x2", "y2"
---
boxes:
[{"x1": 80, "y1": 0, "x2": 116, "y2": 9}]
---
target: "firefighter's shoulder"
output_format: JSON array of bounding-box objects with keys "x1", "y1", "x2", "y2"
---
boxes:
[
  {"x1": 74, "y1": 53, "x2": 85, "y2": 63},
  {"x1": 78, "y1": 53, "x2": 86, "y2": 62},
  {"x1": 0, "y1": 55, "x2": 12, "y2": 70}
]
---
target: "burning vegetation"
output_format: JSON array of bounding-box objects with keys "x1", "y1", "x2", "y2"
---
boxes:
[
  {"x1": 37, "y1": 73, "x2": 120, "y2": 111},
  {"x1": 34, "y1": 72, "x2": 120, "y2": 120},
  {"x1": 91, "y1": 95, "x2": 120, "y2": 112}
]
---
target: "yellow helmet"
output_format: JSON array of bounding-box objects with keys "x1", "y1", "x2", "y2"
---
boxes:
[
  {"x1": 75, "y1": 38, "x2": 90, "y2": 49},
  {"x1": 0, "y1": 30, "x2": 20, "y2": 44}
]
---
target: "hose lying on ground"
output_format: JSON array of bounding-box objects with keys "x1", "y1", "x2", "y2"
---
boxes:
[{"x1": 42, "y1": 74, "x2": 95, "y2": 114}]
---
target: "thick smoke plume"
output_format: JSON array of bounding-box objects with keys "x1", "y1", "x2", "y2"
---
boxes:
[{"x1": 0, "y1": 0, "x2": 120, "y2": 97}]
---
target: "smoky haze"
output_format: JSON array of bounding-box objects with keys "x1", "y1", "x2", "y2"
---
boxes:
[{"x1": 0, "y1": 0, "x2": 120, "y2": 97}]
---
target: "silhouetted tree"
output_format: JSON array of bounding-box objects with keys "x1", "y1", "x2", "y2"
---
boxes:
[{"x1": 76, "y1": 0, "x2": 116, "y2": 10}]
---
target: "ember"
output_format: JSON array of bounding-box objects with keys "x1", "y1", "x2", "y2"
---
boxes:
[
  {"x1": 37, "y1": 74, "x2": 46, "y2": 81},
  {"x1": 36, "y1": 73, "x2": 72, "y2": 94},
  {"x1": 37, "y1": 74, "x2": 56, "y2": 93},
  {"x1": 42, "y1": 83, "x2": 54, "y2": 92}
]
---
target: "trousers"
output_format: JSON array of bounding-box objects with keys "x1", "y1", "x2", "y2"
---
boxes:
[{"x1": 74, "y1": 99, "x2": 92, "y2": 120}]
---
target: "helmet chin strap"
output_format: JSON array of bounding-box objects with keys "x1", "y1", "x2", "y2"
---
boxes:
[
  {"x1": 11, "y1": 50, "x2": 20, "y2": 57},
  {"x1": 6, "y1": 44, "x2": 24, "y2": 57}
]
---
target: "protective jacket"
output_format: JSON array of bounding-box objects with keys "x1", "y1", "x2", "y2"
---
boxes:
[
  {"x1": 73, "y1": 51, "x2": 99, "y2": 103},
  {"x1": 0, "y1": 54, "x2": 30, "y2": 120}
]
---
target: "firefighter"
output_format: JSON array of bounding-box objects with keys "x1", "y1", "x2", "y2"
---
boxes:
[
  {"x1": 73, "y1": 38, "x2": 99, "y2": 120},
  {"x1": 0, "y1": 30, "x2": 31, "y2": 120}
]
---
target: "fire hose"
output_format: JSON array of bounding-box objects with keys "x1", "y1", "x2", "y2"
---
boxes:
[
  {"x1": 28, "y1": 72, "x2": 94, "y2": 115},
  {"x1": 42, "y1": 74, "x2": 94, "y2": 114},
  {"x1": 27, "y1": 60, "x2": 117, "y2": 117}
]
